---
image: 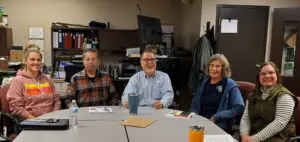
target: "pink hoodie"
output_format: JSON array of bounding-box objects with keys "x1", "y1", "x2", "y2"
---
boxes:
[{"x1": 7, "y1": 69, "x2": 61, "y2": 119}]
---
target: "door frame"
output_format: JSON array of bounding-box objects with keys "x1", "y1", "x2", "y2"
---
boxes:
[{"x1": 270, "y1": 8, "x2": 300, "y2": 96}]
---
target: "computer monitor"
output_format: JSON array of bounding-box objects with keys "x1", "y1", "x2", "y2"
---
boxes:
[
  {"x1": 64, "y1": 64, "x2": 84, "y2": 83},
  {"x1": 137, "y1": 15, "x2": 163, "y2": 45}
]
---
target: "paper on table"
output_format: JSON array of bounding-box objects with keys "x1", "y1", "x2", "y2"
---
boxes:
[
  {"x1": 165, "y1": 110, "x2": 195, "y2": 119},
  {"x1": 121, "y1": 116, "x2": 156, "y2": 128},
  {"x1": 89, "y1": 107, "x2": 113, "y2": 113},
  {"x1": 204, "y1": 134, "x2": 235, "y2": 142}
]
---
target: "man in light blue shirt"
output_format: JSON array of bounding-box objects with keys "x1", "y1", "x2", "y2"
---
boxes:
[{"x1": 122, "y1": 49, "x2": 174, "y2": 109}]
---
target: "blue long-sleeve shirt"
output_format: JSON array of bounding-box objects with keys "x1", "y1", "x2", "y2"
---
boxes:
[{"x1": 122, "y1": 71, "x2": 174, "y2": 108}]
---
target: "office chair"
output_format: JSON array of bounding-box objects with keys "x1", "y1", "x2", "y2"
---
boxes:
[
  {"x1": 231, "y1": 81, "x2": 256, "y2": 140},
  {"x1": 236, "y1": 81, "x2": 256, "y2": 103},
  {"x1": 0, "y1": 84, "x2": 19, "y2": 142}
]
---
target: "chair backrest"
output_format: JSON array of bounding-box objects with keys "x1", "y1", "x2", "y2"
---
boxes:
[
  {"x1": 236, "y1": 81, "x2": 256, "y2": 103},
  {"x1": 295, "y1": 97, "x2": 300, "y2": 135},
  {"x1": 0, "y1": 84, "x2": 10, "y2": 113},
  {"x1": 0, "y1": 83, "x2": 18, "y2": 140}
]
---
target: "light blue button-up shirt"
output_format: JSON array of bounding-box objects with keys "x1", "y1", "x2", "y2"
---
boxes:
[{"x1": 122, "y1": 70, "x2": 174, "y2": 108}]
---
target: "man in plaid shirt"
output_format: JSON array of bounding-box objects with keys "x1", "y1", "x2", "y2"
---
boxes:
[{"x1": 66, "y1": 48, "x2": 119, "y2": 107}]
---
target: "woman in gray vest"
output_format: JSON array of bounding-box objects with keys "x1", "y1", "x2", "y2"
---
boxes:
[{"x1": 240, "y1": 62, "x2": 296, "y2": 142}]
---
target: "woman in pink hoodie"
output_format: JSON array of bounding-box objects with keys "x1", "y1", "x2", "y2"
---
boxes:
[{"x1": 7, "y1": 44, "x2": 61, "y2": 120}]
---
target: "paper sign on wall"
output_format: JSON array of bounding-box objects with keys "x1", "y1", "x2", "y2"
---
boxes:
[
  {"x1": 28, "y1": 27, "x2": 44, "y2": 39},
  {"x1": 29, "y1": 39, "x2": 44, "y2": 51},
  {"x1": 221, "y1": 19, "x2": 238, "y2": 33}
]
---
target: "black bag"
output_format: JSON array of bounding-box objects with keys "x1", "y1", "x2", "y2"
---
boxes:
[
  {"x1": 20, "y1": 119, "x2": 69, "y2": 130},
  {"x1": 89, "y1": 21, "x2": 106, "y2": 29}
]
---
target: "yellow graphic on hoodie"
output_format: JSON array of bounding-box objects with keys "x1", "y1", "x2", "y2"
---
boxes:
[{"x1": 24, "y1": 83, "x2": 53, "y2": 96}]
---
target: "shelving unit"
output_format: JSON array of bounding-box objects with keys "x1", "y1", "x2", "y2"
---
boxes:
[
  {"x1": 51, "y1": 26, "x2": 100, "y2": 71},
  {"x1": 51, "y1": 25, "x2": 140, "y2": 72}
]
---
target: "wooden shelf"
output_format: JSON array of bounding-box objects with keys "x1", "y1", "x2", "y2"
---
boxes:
[
  {"x1": 53, "y1": 48, "x2": 83, "y2": 52},
  {"x1": 51, "y1": 26, "x2": 102, "y2": 31}
]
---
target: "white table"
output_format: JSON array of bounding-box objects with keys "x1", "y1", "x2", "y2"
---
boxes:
[{"x1": 14, "y1": 106, "x2": 237, "y2": 142}]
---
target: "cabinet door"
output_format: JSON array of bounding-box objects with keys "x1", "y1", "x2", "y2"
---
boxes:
[
  {"x1": 270, "y1": 8, "x2": 300, "y2": 96},
  {"x1": 0, "y1": 28, "x2": 12, "y2": 57}
]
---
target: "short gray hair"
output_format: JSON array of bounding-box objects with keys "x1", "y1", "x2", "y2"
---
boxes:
[
  {"x1": 83, "y1": 48, "x2": 99, "y2": 58},
  {"x1": 205, "y1": 53, "x2": 231, "y2": 78}
]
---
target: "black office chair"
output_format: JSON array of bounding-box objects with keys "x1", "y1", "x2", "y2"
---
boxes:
[
  {"x1": 64, "y1": 64, "x2": 84, "y2": 83},
  {"x1": 0, "y1": 84, "x2": 20, "y2": 142}
]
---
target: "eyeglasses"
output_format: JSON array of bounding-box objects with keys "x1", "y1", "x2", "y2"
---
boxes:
[{"x1": 141, "y1": 58, "x2": 156, "y2": 62}]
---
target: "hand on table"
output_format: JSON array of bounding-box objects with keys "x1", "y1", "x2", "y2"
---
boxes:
[
  {"x1": 27, "y1": 114, "x2": 37, "y2": 119},
  {"x1": 153, "y1": 101, "x2": 163, "y2": 109},
  {"x1": 209, "y1": 115, "x2": 216, "y2": 123},
  {"x1": 241, "y1": 134, "x2": 255, "y2": 142},
  {"x1": 123, "y1": 101, "x2": 129, "y2": 109}
]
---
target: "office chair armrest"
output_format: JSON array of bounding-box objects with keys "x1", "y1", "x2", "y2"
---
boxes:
[{"x1": 289, "y1": 136, "x2": 300, "y2": 142}]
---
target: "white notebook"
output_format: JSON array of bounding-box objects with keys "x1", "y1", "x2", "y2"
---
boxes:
[{"x1": 204, "y1": 134, "x2": 235, "y2": 142}]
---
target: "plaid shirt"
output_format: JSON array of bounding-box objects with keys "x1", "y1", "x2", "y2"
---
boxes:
[{"x1": 66, "y1": 69, "x2": 118, "y2": 107}]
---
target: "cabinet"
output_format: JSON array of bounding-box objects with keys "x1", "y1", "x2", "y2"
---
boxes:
[
  {"x1": 0, "y1": 28, "x2": 12, "y2": 57},
  {"x1": 51, "y1": 25, "x2": 140, "y2": 71},
  {"x1": 270, "y1": 8, "x2": 300, "y2": 96}
]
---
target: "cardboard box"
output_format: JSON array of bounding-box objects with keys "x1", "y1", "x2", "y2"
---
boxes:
[
  {"x1": 10, "y1": 50, "x2": 24, "y2": 61},
  {"x1": 0, "y1": 59, "x2": 8, "y2": 70}
]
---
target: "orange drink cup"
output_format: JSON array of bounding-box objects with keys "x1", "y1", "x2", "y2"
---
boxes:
[{"x1": 189, "y1": 125, "x2": 204, "y2": 142}]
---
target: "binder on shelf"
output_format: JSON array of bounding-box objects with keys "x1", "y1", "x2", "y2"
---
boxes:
[
  {"x1": 53, "y1": 31, "x2": 59, "y2": 48},
  {"x1": 58, "y1": 30, "x2": 63, "y2": 48},
  {"x1": 74, "y1": 33, "x2": 78, "y2": 49}
]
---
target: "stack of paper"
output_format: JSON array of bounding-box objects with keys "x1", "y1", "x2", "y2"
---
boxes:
[
  {"x1": 166, "y1": 110, "x2": 195, "y2": 119},
  {"x1": 88, "y1": 107, "x2": 113, "y2": 113}
]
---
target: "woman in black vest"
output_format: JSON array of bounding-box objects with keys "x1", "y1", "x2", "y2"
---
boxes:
[{"x1": 240, "y1": 62, "x2": 296, "y2": 142}]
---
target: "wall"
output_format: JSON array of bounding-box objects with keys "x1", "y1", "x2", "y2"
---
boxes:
[
  {"x1": 0, "y1": 0, "x2": 182, "y2": 66},
  {"x1": 200, "y1": 0, "x2": 300, "y2": 61},
  {"x1": 180, "y1": 0, "x2": 201, "y2": 50}
]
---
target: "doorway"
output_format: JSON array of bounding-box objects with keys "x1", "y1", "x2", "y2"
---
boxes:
[{"x1": 215, "y1": 5, "x2": 269, "y2": 82}]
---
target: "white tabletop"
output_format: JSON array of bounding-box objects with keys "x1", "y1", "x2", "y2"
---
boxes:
[{"x1": 14, "y1": 106, "x2": 237, "y2": 142}]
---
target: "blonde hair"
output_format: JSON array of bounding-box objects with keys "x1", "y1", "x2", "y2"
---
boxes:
[
  {"x1": 205, "y1": 53, "x2": 231, "y2": 78},
  {"x1": 23, "y1": 43, "x2": 42, "y2": 61}
]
